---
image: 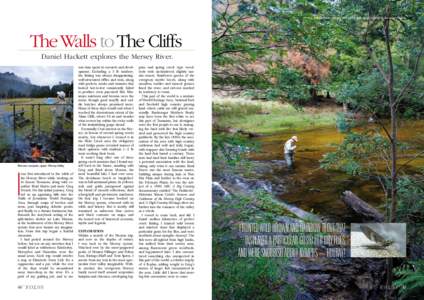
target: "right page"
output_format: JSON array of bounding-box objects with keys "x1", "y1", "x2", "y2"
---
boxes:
[{"x1": 212, "y1": 1, "x2": 424, "y2": 299}]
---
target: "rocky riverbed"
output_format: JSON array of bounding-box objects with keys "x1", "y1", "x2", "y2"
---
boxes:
[{"x1": 213, "y1": 159, "x2": 387, "y2": 300}]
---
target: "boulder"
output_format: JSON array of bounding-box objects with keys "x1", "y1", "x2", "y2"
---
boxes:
[{"x1": 212, "y1": 181, "x2": 230, "y2": 201}]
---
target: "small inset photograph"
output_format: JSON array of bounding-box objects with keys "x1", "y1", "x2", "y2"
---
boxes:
[
  {"x1": 351, "y1": 223, "x2": 406, "y2": 258},
  {"x1": 0, "y1": 66, "x2": 73, "y2": 163}
]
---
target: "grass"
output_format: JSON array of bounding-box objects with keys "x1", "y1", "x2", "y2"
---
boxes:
[
  {"x1": 0, "y1": 98, "x2": 72, "y2": 151},
  {"x1": 213, "y1": 190, "x2": 298, "y2": 300},
  {"x1": 213, "y1": 97, "x2": 340, "y2": 134}
]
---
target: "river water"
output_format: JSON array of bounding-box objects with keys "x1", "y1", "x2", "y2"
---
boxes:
[{"x1": 248, "y1": 120, "x2": 424, "y2": 222}]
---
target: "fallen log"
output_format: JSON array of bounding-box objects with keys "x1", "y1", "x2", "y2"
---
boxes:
[
  {"x1": 341, "y1": 191, "x2": 385, "y2": 222},
  {"x1": 212, "y1": 126, "x2": 263, "y2": 138},
  {"x1": 237, "y1": 129, "x2": 262, "y2": 138}
]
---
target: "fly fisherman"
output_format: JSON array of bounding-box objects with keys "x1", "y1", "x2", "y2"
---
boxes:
[
  {"x1": 284, "y1": 136, "x2": 298, "y2": 168},
  {"x1": 52, "y1": 91, "x2": 66, "y2": 135}
]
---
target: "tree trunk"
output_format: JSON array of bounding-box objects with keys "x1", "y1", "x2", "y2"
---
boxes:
[
  {"x1": 326, "y1": 91, "x2": 331, "y2": 99},
  {"x1": 383, "y1": 8, "x2": 396, "y2": 299},
  {"x1": 310, "y1": 87, "x2": 319, "y2": 102},
  {"x1": 341, "y1": 191, "x2": 384, "y2": 222},
  {"x1": 383, "y1": 8, "x2": 397, "y2": 223}
]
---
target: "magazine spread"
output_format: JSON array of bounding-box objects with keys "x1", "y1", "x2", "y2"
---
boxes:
[
  {"x1": 0, "y1": 1, "x2": 210, "y2": 300},
  {"x1": 1, "y1": 0, "x2": 424, "y2": 300}
]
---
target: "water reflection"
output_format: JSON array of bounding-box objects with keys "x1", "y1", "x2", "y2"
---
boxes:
[{"x1": 248, "y1": 121, "x2": 424, "y2": 222}]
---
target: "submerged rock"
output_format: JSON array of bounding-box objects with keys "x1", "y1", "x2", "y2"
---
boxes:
[
  {"x1": 218, "y1": 173, "x2": 321, "y2": 222},
  {"x1": 295, "y1": 292, "x2": 315, "y2": 300},
  {"x1": 289, "y1": 257, "x2": 386, "y2": 300},
  {"x1": 220, "y1": 173, "x2": 279, "y2": 195},
  {"x1": 212, "y1": 181, "x2": 230, "y2": 201}
]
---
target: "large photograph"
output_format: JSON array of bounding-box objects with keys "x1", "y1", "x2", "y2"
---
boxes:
[
  {"x1": 212, "y1": 1, "x2": 424, "y2": 299},
  {"x1": 0, "y1": 66, "x2": 73, "y2": 163}
]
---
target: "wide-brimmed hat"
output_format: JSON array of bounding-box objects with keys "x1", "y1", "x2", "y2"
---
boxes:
[
  {"x1": 292, "y1": 136, "x2": 298, "y2": 142},
  {"x1": 57, "y1": 91, "x2": 66, "y2": 99}
]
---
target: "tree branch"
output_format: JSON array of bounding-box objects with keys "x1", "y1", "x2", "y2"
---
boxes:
[
  {"x1": 212, "y1": 0, "x2": 231, "y2": 43},
  {"x1": 375, "y1": 118, "x2": 393, "y2": 143},
  {"x1": 397, "y1": 149, "x2": 424, "y2": 173},
  {"x1": 394, "y1": 45, "x2": 424, "y2": 108},
  {"x1": 363, "y1": 10, "x2": 389, "y2": 83},
  {"x1": 213, "y1": 44, "x2": 287, "y2": 57}
]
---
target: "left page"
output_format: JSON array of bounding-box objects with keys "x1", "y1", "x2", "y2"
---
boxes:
[{"x1": 0, "y1": 1, "x2": 211, "y2": 300}]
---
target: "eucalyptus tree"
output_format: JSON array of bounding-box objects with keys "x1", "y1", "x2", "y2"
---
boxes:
[
  {"x1": 212, "y1": 0, "x2": 339, "y2": 103},
  {"x1": 324, "y1": 0, "x2": 424, "y2": 222}
]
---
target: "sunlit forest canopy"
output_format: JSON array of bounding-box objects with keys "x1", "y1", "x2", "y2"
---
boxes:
[{"x1": 212, "y1": 0, "x2": 424, "y2": 116}]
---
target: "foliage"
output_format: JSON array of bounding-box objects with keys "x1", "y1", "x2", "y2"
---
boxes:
[
  {"x1": 212, "y1": 133, "x2": 257, "y2": 169},
  {"x1": 335, "y1": 112, "x2": 351, "y2": 133},
  {"x1": 0, "y1": 71, "x2": 73, "y2": 99},
  {"x1": 329, "y1": 0, "x2": 424, "y2": 118},
  {"x1": 397, "y1": 176, "x2": 424, "y2": 223},
  {"x1": 213, "y1": 100, "x2": 263, "y2": 117},
  {"x1": 336, "y1": 69, "x2": 387, "y2": 115},
  {"x1": 396, "y1": 176, "x2": 424, "y2": 251},
  {"x1": 320, "y1": 129, "x2": 424, "y2": 249},
  {"x1": 213, "y1": 256, "x2": 289, "y2": 300},
  {"x1": 320, "y1": 131, "x2": 395, "y2": 177},
  {"x1": 212, "y1": 0, "x2": 340, "y2": 103},
  {"x1": 275, "y1": 67, "x2": 312, "y2": 104},
  {"x1": 213, "y1": 0, "x2": 424, "y2": 109},
  {"x1": 213, "y1": 98, "x2": 339, "y2": 134},
  {"x1": 283, "y1": 50, "x2": 330, "y2": 85},
  {"x1": 394, "y1": 260, "x2": 424, "y2": 299},
  {"x1": 212, "y1": 190, "x2": 298, "y2": 300},
  {"x1": 212, "y1": 1, "x2": 424, "y2": 297},
  {"x1": 0, "y1": 98, "x2": 73, "y2": 152},
  {"x1": 213, "y1": 0, "x2": 334, "y2": 61},
  {"x1": 320, "y1": 128, "x2": 413, "y2": 222},
  {"x1": 336, "y1": 64, "x2": 424, "y2": 118},
  {"x1": 254, "y1": 189, "x2": 297, "y2": 220}
]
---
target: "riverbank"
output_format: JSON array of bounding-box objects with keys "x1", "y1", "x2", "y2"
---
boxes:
[
  {"x1": 213, "y1": 97, "x2": 341, "y2": 135},
  {"x1": 212, "y1": 164, "x2": 386, "y2": 300},
  {"x1": 212, "y1": 96, "x2": 424, "y2": 299}
]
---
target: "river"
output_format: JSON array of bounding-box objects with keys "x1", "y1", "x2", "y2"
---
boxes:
[{"x1": 248, "y1": 120, "x2": 424, "y2": 222}]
